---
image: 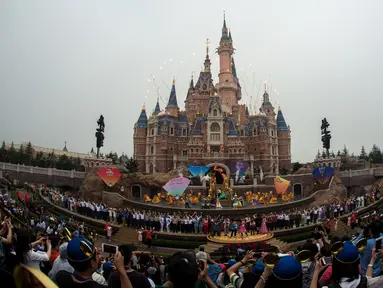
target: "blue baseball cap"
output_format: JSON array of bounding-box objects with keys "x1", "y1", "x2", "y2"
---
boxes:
[
  {"x1": 273, "y1": 256, "x2": 302, "y2": 280},
  {"x1": 103, "y1": 262, "x2": 115, "y2": 273},
  {"x1": 67, "y1": 237, "x2": 95, "y2": 262}
]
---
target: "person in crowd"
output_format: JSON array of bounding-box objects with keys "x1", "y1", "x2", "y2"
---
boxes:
[
  {"x1": 108, "y1": 244, "x2": 152, "y2": 288},
  {"x1": 56, "y1": 237, "x2": 132, "y2": 288},
  {"x1": 15, "y1": 228, "x2": 52, "y2": 270},
  {"x1": 48, "y1": 242, "x2": 74, "y2": 283}
]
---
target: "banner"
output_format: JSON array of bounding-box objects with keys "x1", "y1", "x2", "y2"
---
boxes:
[
  {"x1": 274, "y1": 176, "x2": 290, "y2": 195},
  {"x1": 187, "y1": 165, "x2": 210, "y2": 177},
  {"x1": 232, "y1": 161, "x2": 249, "y2": 182},
  {"x1": 312, "y1": 166, "x2": 334, "y2": 184},
  {"x1": 97, "y1": 168, "x2": 121, "y2": 187},
  {"x1": 163, "y1": 176, "x2": 191, "y2": 196}
]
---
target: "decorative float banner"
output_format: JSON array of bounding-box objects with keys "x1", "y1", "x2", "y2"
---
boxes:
[
  {"x1": 232, "y1": 161, "x2": 249, "y2": 177},
  {"x1": 163, "y1": 176, "x2": 191, "y2": 196},
  {"x1": 274, "y1": 176, "x2": 291, "y2": 195},
  {"x1": 187, "y1": 165, "x2": 210, "y2": 177},
  {"x1": 97, "y1": 168, "x2": 121, "y2": 187},
  {"x1": 312, "y1": 166, "x2": 334, "y2": 184}
]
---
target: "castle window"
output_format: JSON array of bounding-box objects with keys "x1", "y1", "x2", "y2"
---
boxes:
[
  {"x1": 272, "y1": 146, "x2": 275, "y2": 155},
  {"x1": 191, "y1": 148, "x2": 194, "y2": 153},
  {"x1": 151, "y1": 146, "x2": 154, "y2": 155},
  {"x1": 271, "y1": 129, "x2": 274, "y2": 137},
  {"x1": 210, "y1": 134, "x2": 220, "y2": 141},
  {"x1": 253, "y1": 128, "x2": 257, "y2": 136},
  {"x1": 210, "y1": 122, "x2": 220, "y2": 132},
  {"x1": 151, "y1": 129, "x2": 154, "y2": 136},
  {"x1": 170, "y1": 127, "x2": 174, "y2": 135},
  {"x1": 182, "y1": 150, "x2": 188, "y2": 156},
  {"x1": 234, "y1": 149, "x2": 237, "y2": 153},
  {"x1": 170, "y1": 146, "x2": 173, "y2": 151},
  {"x1": 240, "y1": 130, "x2": 244, "y2": 136},
  {"x1": 213, "y1": 109, "x2": 218, "y2": 116},
  {"x1": 196, "y1": 148, "x2": 199, "y2": 153},
  {"x1": 182, "y1": 129, "x2": 186, "y2": 136}
]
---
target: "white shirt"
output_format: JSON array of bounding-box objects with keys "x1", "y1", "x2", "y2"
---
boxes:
[{"x1": 26, "y1": 250, "x2": 49, "y2": 270}]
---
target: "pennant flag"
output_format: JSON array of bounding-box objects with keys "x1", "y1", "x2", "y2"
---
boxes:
[
  {"x1": 163, "y1": 176, "x2": 191, "y2": 196},
  {"x1": 274, "y1": 176, "x2": 290, "y2": 195},
  {"x1": 232, "y1": 162, "x2": 249, "y2": 177},
  {"x1": 187, "y1": 165, "x2": 209, "y2": 177},
  {"x1": 312, "y1": 166, "x2": 334, "y2": 184},
  {"x1": 97, "y1": 168, "x2": 121, "y2": 187}
]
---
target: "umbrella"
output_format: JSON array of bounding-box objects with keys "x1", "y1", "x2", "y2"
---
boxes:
[{"x1": 163, "y1": 176, "x2": 191, "y2": 196}]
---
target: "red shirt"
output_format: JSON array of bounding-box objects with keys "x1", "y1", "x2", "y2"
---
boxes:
[{"x1": 145, "y1": 230, "x2": 152, "y2": 240}]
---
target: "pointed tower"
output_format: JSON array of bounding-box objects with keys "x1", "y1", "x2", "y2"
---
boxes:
[
  {"x1": 216, "y1": 14, "x2": 241, "y2": 113},
  {"x1": 261, "y1": 82, "x2": 275, "y2": 118},
  {"x1": 166, "y1": 79, "x2": 179, "y2": 117},
  {"x1": 133, "y1": 105, "x2": 148, "y2": 172},
  {"x1": 153, "y1": 98, "x2": 161, "y2": 115},
  {"x1": 63, "y1": 141, "x2": 68, "y2": 152},
  {"x1": 136, "y1": 105, "x2": 148, "y2": 128},
  {"x1": 276, "y1": 104, "x2": 291, "y2": 171}
]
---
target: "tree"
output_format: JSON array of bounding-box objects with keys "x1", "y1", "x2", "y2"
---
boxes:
[
  {"x1": 33, "y1": 151, "x2": 46, "y2": 167},
  {"x1": 337, "y1": 150, "x2": 341, "y2": 157},
  {"x1": 341, "y1": 145, "x2": 349, "y2": 157},
  {"x1": 25, "y1": 142, "x2": 34, "y2": 165},
  {"x1": 46, "y1": 152, "x2": 57, "y2": 168},
  {"x1": 0, "y1": 141, "x2": 7, "y2": 162},
  {"x1": 56, "y1": 154, "x2": 73, "y2": 170},
  {"x1": 18, "y1": 144, "x2": 26, "y2": 164},
  {"x1": 124, "y1": 157, "x2": 139, "y2": 173},
  {"x1": 321, "y1": 118, "x2": 331, "y2": 157},
  {"x1": 8, "y1": 142, "x2": 17, "y2": 164},
  {"x1": 359, "y1": 146, "x2": 368, "y2": 161},
  {"x1": 321, "y1": 150, "x2": 327, "y2": 159},
  {"x1": 72, "y1": 157, "x2": 82, "y2": 171},
  {"x1": 330, "y1": 151, "x2": 335, "y2": 158},
  {"x1": 369, "y1": 144, "x2": 383, "y2": 164},
  {"x1": 106, "y1": 151, "x2": 119, "y2": 164},
  {"x1": 95, "y1": 115, "x2": 105, "y2": 158},
  {"x1": 316, "y1": 150, "x2": 321, "y2": 159},
  {"x1": 292, "y1": 162, "x2": 303, "y2": 174}
]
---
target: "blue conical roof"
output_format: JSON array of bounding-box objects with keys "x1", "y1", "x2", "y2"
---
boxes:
[
  {"x1": 154, "y1": 99, "x2": 161, "y2": 115},
  {"x1": 137, "y1": 106, "x2": 148, "y2": 128},
  {"x1": 166, "y1": 80, "x2": 178, "y2": 108},
  {"x1": 276, "y1": 107, "x2": 288, "y2": 131}
]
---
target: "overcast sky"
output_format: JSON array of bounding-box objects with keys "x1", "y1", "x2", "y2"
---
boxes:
[{"x1": 1, "y1": 0, "x2": 382, "y2": 163}]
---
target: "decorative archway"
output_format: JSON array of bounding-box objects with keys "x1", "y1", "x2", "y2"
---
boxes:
[
  {"x1": 205, "y1": 162, "x2": 231, "y2": 178},
  {"x1": 293, "y1": 183, "x2": 303, "y2": 199}
]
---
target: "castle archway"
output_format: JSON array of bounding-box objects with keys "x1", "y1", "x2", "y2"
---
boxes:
[
  {"x1": 293, "y1": 183, "x2": 303, "y2": 199},
  {"x1": 205, "y1": 162, "x2": 231, "y2": 178}
]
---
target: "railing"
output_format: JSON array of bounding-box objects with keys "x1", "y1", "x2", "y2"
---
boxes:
[
  {"x1": 0, "y1": 162, "x2": 85, "y2": 178},
  {"x1": 202, "y1": 152, "x2": 230, "y2": 159}
]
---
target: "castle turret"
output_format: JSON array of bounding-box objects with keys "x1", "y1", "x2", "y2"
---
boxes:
[
  {"x1": 216, "y1": 14, "x2": 241, "y2": 113},
  {"x1": 136, "y1": 105, "x2": 148, "y2": 128},
  {"x1": 276, "y1": 105, "x2": 291, "y2": 171},
  {"x1": 166, "y1": 79, "x2": 179, "y2": 117},
  {"x1": 134, "y1": 105, "x2": 148, "y2": 172},
  {"x1": 261, "y1": 85, "x2": 275, "y2": 118}
]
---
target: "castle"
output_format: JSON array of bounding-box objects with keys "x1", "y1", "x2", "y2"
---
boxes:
[{"x1": 133, "y1": 17, "x2": 291, "y2": 177}]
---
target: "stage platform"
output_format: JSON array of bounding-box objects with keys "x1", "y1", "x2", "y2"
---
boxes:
[
  {"x1": 207, "y1": 233, "x2": 274, "y2": 244},
  {"x1": 122, "y1": 197, "x2": 314, "y2": 216}
]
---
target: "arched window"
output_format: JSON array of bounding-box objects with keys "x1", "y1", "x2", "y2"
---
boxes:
[
  {"x1": 191, "y1": 148, "x2": 194, "y2": 153},
  {"x1": 210, "y1": 122, "x2": 220, "y2": 132},
  {"x1": 253, "y1": 128, "x2": 257, "y2": 136},
  {"x1": 196, "y1": 148, "x2": 199, "y2": 153},
  {"x1": 234, "y1": 149, "x2": 237, "y2": 153},
  {"x1": 151, "y1": 146, "x2": 154, "y2": 155},
  {"x1": 213, "y1": 109, "x2": 218, "y2": 116}
]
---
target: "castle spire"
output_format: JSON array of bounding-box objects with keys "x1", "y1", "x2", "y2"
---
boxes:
[
  {"x1": 154, "y1": 97, "x2": 161, "y2": 115},
  {"x1": 229, "y1": 29, "x2": 232, "y2": 40},
  {"x1": 166, "y1": 79, "x2": 178, "y2": 108},
  {"x1": 206, "y1": 38, "x2": 210, "y2": 59},
  {"x1": 232, "y1": 57, "x2": 237, "y2": 78},
  {"x1": 276, "y1": 105, "x2": 289, "y2": 131},
  {"x1": 136, "y1": 105, "x2": 148, "y2": 128},
  {"x1": 221, "y1": 12, "x2": 229, "y2": 40}
]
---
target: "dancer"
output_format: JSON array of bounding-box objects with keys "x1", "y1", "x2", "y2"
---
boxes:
[
  {"x1": 230, "y1": 220, "x2": 238, "y2": 238},
  {"x1": 239, "y1": 220, "x2": 247, "y2": 238},
  {"x1": 216, "y1": 194, "x2": 223, "y2": 208},
  {"x1": 259, "y1": 217, "x2": 268, "y2": 234}
]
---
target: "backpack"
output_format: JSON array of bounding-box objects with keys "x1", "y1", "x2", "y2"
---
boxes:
[{"x1": 328, "y1": 276, "x2": 367, "y2": 288}]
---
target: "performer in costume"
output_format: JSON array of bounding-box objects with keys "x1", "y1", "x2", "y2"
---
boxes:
[
  {"x1": 144, "y1": 194, "x2": 151, "y2": 202},
  {"x1": 239, "y1": 220, "x2": 247, "y2": 238},
  {"x1": 152, "y1": 194, "x2": 160, "y2": 204},
  {"x1": 216, "y1": 195, "x2": 223, "y2": 208},
  {"x1": 259, "y1": 217, "x2": 268, "y2": 234}
]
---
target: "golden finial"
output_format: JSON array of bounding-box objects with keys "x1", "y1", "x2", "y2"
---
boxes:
[
  {"x1": 142, "y1": 104, "x2": 145, "y2": 110},
  {"x1": 172, "y1": 78, "x2": 175, "y2": 85},
  {"x1": 278, "y1": 103, "x2": 281, "y2": 111}
]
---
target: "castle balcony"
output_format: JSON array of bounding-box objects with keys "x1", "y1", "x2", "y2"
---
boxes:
[
  {"x1": 202, "y1": 152, "x2": 230, "y2": 160},
  {"x1": 215, "y1": 82, "x2": 238, "y2": 91}
]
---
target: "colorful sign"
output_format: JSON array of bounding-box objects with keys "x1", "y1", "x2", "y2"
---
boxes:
[
  {"x1": 97, "y1": 168, "x2": 121, "y2": 187},
  {"x1": 312, "y1": 166, "x2": 334, "y2": 184},
  {"x1": 187, "y1": 165, "x2": 210, "y2": 177},
  {"x1": 232, "y1": 161, "x2": 249, "y2": 177},
  {"x1": 163, "y1": 176, "x2": 191, "y2": 196},
  {"x1": 274, "y1": 176, "x2": 291, "y2": 195}
]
